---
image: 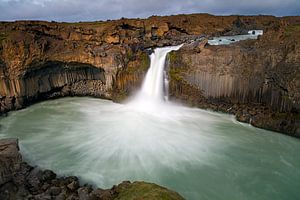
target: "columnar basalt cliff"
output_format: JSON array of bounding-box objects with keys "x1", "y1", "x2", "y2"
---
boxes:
[
  {"x1": 0, "y1": 14, "x2": 299, "y2": 136},
  {"x1": 167, "y1": 22, "x2": 300, "y2": 136}
]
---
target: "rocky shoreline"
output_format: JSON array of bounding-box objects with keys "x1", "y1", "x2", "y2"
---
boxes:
[{"x1": 0, "y1": 139, "x2": 184, "y2": 200}]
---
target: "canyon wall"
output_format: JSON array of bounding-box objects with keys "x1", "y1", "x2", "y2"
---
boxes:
[
  {"x1": 0, "y1": 14, "x2": 299, "y2": 136},
  {"x1": 168, "y1": 24, "x2": 300, "y2": 136}
]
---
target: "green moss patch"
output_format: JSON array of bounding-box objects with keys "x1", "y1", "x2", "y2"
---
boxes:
[
  {"x1": 0, "y1": 32, "x2": 7, "y2": 42},
  {"x1": 284, "y1": 25, "x2": 300, "y2": 42},
  {"x1": 114, "y1": 181, "x2": 185, "y2": 200},
  {"x1": 168, "y1": 52, "x2": 188, "y2": 82},
  {"x1": 125, "y1": 51, "x2": 150, "y2": 73},
  {"x1": 168, "y1": 51, "x2": 178, "y2": 62},
  {"x1": 272, "y1": 112, "x2": 300, "y2": 120},
  {"x1": 139, "y1": 52, "x2": 150, "y2": 71},
  {"x1": 169, "y1": 67, "x2": 184, "y2": 81}
]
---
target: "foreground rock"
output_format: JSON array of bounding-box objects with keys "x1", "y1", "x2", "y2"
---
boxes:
[
  {"x1": 0, "y1": 139, "x2": 184, "y2": 200},
  {"x1": 0, "y1": 139, "x2": 22, "y2": 186}
]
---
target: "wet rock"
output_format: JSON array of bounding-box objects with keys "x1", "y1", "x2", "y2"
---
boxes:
[
  {"x1": 66, "y1": 194, "x2": 80, "y2": 200},
  {"x1": 46, "y1": 186, "x2": 61, "y2": 196},
  {"x1": 26, "y1": 167, "x2": 43, "y2": 193},
  {"x1": 236, "y1": 112, "x2": 251, "y2": 123},
  {"x1": 51, "y1": 178, "x2": 61, "y2": 187},
  {"x1": 56, "y1": 192, "x2": 67, "y2": 200},
  {"x1": 90, "y1": 188, "x2": 107, "y2": 199},
  {"x1": 65, "y1": 176, "x2": 79, "y2": 183},
  {"x1": 0, "y1": 139, "x2": 22, "y2": 185},
  {"x1": 296, "y1": 127, "x2": 300, "y2": 138},
  {"x1": 41, "y1": 183, "x2": 51, "y2": 191},
  {"x1": 67, "y1": 180, "x2": 80, "y2": 191},
  {"x1": 77, "y1": 187, "x2": 91, "y2": 200},
  {"x1": 42, "y1": 169, "x2": 57, "y2": 182},
  {"x1": 35, "y1": 193, "x2": 52, "y2": 200},
  {"x1": 0, "y1": 182, "x2": 17, "y2": 200}
]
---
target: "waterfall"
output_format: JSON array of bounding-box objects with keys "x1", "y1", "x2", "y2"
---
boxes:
[
  {"x1": 127, "y1": 45, "x2": 182, "y2": 112},
  {"x1": 139, "y1": 45, "x2": 183, "y2": 101}
]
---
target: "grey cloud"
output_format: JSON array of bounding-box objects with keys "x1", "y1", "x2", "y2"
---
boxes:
[{"x1": 0, "y1": 0, "x2": 299, "y2": 22}]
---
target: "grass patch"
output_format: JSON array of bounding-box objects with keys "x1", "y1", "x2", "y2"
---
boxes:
[
  {"x1": 284, "y1": 24, "x2": 300, "y2": 42},
  {"x1": 169, "y1": 67, "x2": 184, "y2": 81},
  {"x1": 125, "y1": 51, "x2": 150, "y2": 74},
  {"x1": 0, "y1": 32, "x2": 7, "y2": 42},
  {"x1": 272, "y1": 112, "x2": 300, "y2": 120},
  {"x1": 168, "y1": 51, "x2": 179, "y2": 63},
  {"x1": 139, "y1": 52, "x2": 150, "y2": 71},
  {"x1": 285, "y1": 24, "x2": 300, "y2": 34},
  {"x1": 114, "y1": 181, "x2": 184, "y2": 200},
  {"x1": 168, "y1": 51, "x2": 187, "y2": 82}
]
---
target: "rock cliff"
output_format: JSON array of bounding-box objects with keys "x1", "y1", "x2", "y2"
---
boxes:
[
  {"x1": 0, "y1": 14, "x2": 299, "y2": 136},
  {"x1": 167, "y1": 20, "x2": 300, "y2": 136}
]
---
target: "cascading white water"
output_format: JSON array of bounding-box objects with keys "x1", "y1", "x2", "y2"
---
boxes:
[
  {"x1": 128, "y1": 45, "x2": 182, "y2": 112},
  {"x1": 139, "y1": 45, "x2": 182, "y2": 101}
]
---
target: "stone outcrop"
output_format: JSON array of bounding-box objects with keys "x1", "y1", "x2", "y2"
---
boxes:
[
  {"x1": 0, "y1": 14, "x2": 299, "y2": 136},
  {"x1": 167, "y1": 23, "x2": 300, "y2": 136},
  {"x1": 0, "y1": 139, "x2": 184, "y2": 200},
  {"x1": 0, "y1": 139, "x2": 21, "y2": 186}
]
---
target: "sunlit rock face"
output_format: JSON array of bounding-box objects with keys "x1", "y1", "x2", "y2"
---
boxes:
[
  {"x1": 167, "y1": 26, "x2": 300, "y2": 136},
  {"x1": 0, "y1": 14, "x2": 299, "y2": 135}
]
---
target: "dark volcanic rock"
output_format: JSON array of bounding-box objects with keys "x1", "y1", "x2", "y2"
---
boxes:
[{"x1": 0, "y1": 139, "x2": 21, "y2": 185}]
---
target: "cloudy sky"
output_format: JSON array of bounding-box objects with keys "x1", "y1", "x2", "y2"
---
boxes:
[{"x1": 0, "y1": 0, "x2": 299, "y2": 22}]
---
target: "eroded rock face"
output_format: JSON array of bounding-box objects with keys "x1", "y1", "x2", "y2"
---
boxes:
[
  {"x1": 1, "y1": 61, "x2": 107, "y2": 112},
  {"x1": 0, "y1": 139, "x2": 185, "y2": 200},
  {"x1": 0, "y1": 14, "x2": 299, "y2": 136},
  {"x1": 167, "y1": 24, "x2": 300, "y2": 136},
  {"x1": 0, "y1": 139, "x2": 21, "y2": 186}
]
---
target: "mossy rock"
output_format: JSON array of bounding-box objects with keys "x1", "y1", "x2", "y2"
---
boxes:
[
  {"x1": 139, "y1": 52, "x2": 150, "y2": 71},
  {"x1": 0, "y1": 32, "x2": 8, "y2": 43},
  {"x1": 168, "y1": 66, "x2": 188, "y2": 82},
  {"x1": 284, "y1": 25, "x2": 300, "y2": 42},
  {"x1": 167, "y1": 51, "x2": 188, "y2": 82},
  {"x1": 168, "y1": 51, "x2": 178, "y2": 62},
  {"x1": 114, "y1": 181, "x2": 185, "y2": 200},
  {"x1": 125, "y1": 51, "x2": 150, "y2": 74}
]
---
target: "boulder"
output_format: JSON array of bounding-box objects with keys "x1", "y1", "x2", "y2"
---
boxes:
[
  {"x1": 113, "y1": 181, "x2": 185, "y2": 200},
  {"x1": 157, "y1": 23, "x2": 169, "y2": 37},
  {"x1": 105, "y1": 34, "x2": 120, "y2": 44},
  {"x1": 0, "y1": 139, "x2": 22, "y2": 185}
]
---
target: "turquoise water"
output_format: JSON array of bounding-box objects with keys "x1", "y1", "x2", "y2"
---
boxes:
[
  {"x1": 0, "y1": 97, "x2": 299, "y2": 200},
  {"x1": 208, "y1": 30, "x2": 263, "y2": 45}
]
